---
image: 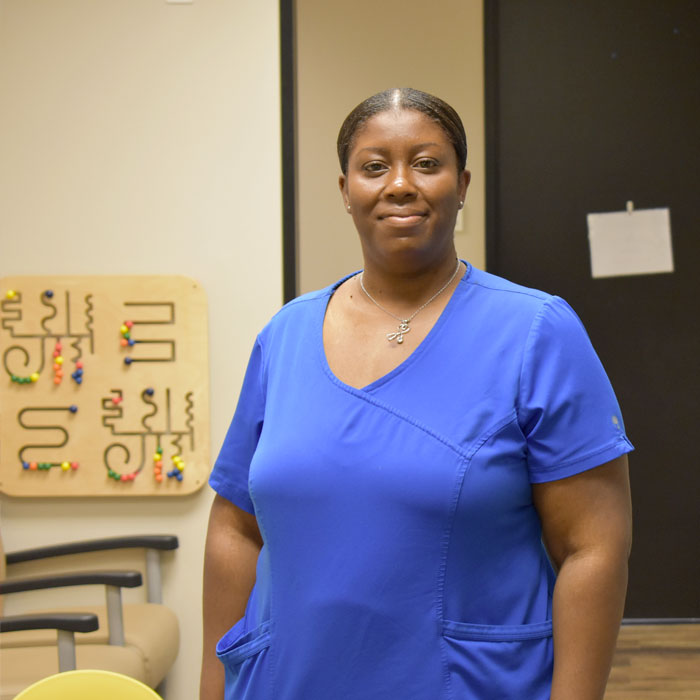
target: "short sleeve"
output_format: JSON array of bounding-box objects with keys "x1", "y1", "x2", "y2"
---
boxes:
[
  {"x1": 209, "y1": 338, "x2": 265, "y2": 513},
  {"x1": 518, "y1": 296, "x2": 633, "y2": 483}
]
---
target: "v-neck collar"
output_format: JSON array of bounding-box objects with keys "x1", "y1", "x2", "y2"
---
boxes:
[{"x1": 318, "y1": 261, "x2": 472, "y2": 393}]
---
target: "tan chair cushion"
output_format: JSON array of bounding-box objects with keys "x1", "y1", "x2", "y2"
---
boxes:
[
  {"x1": 0, "y1": 643, "x2": 146, "y2": 700},
  {"x1": 0, "y1": 604, "x2": 179, "y2": 688}
]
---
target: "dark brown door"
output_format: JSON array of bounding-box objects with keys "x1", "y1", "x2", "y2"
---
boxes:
[{"x1": 486, "y1": 0, "x2": 700, "y2": 617}]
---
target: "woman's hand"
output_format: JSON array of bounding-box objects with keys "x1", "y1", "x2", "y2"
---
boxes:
[
  {"x1": 533, "y1": 455, "x2": 632, "y2": 700},
  {"x1": 200, "y1": 494, "x2": 263, "y2": 700}
]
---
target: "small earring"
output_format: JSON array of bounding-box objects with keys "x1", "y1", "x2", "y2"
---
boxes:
[
  {"x1": 346, "y1": 204, "x2": 351, "y2": 212},
  {"x1": 458, "y1": 201, "x2": 464, "y2": 209}
]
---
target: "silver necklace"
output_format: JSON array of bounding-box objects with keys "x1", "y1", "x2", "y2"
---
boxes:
[{"x1": 359, "y1": 259, "x2": 461, "y2": 344}]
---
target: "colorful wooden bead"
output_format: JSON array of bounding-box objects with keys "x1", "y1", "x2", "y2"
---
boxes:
[
  {"x1": 29, "y1": 462, "x2": 38, "y2": 470},
  {"x1": 6, "y1": 290, "x2": 17, "y2": 299},
  {"x1": 120, "y1": 324, "x2": 128, "y2": 334},
  {"x1": 71, "y1": 462, "x2": 79, "y2": 470},
  {"x1": 44, "y1": 290, "x2": 54, "y2": 298},
  {"x1": 75, "y1": 361, "x2": 83, "y2": 369},
  {"x1": 124, "y1": 357, "x2": 133, "y2": 365},
  {"x1": 69, "y1": 405, "x2": 78, "y2": 413},
  {"x1": 125, "y1": 320, "x2": 133, "y2": 329},
  {"x1": 30, "y1": 373, "x2": 40, "y2": 382},
  {"x1": 22, "y1": 462, "x2": 30, "y2": 470},
  {"x1": 61, "y1": 461, "x2": 70, "y2": 471}
]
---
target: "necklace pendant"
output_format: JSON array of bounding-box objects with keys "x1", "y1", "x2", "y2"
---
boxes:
[{"x1": 386, "y1": 321, "x2": 410, "y2": 344}]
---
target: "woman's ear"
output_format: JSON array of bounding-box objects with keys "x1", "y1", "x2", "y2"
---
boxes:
[
  {"x1": 459, "y1": 170, "x2": 471, "y2": 203},
  {"x1": 339, "y1": 175, "x2": 350, "y2": 212}
]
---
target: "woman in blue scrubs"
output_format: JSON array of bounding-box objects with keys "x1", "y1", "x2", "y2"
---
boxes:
[{"x1": 200, "y1": 88, "x2": 633, "y2": 700}]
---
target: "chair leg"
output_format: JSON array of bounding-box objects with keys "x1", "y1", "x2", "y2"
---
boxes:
[
  {"x1": 57, "y1": 629, "x2": 77, "y2": 671},
  {"x1": 146, "y1": 549, "x2": 163, "y2": 604},
  {"x1": 106, "y1": 584, "x2": 125, "y2": 645}
]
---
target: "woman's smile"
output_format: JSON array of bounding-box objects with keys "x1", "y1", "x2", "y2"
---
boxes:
[{"x1": 379, "y1": 210, "x2": 427, "y2": 226}]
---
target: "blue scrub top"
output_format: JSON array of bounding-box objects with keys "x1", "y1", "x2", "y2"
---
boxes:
[{"x1": 210, "y1": 264, "x2": 633, "y2": 700}]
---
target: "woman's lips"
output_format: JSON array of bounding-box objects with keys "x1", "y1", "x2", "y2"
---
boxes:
[{"x1": 380, "y1": 213, "x2": 426, "y2": 225}]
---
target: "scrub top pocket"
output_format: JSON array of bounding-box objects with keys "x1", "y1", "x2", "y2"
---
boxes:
[
  {"x1": 442, "y1": 619, "x2": 553, "y2": 699},
  {"x1": 217, "y1": 620, "x2": 271, "y2": 699}
]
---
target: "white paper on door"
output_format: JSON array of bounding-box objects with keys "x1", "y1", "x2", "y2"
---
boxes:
[{"x1": 586, "y1": 205, "x2": 674, "y2": 279}]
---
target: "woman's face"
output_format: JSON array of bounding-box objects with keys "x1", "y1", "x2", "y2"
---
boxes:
[{"x1": 339, "y1": 109, "x2": 470, "y2": 270}]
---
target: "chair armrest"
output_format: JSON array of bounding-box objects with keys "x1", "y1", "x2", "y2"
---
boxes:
[
  {"x1": 0, "y1": 613, "x2": 99, "y2": 673},
  {"x1": 0, "y1": 612, "x2": 99, "y2": 634},
  {"x1": 0, "y1": 570, "x2": 142, "y2": 594},
  {"x1": 5, "y1": 535, "x2": 178, "y2": 564},
  {"x1": 0, "y1": 570, "x2": 141, "y2": 647}
]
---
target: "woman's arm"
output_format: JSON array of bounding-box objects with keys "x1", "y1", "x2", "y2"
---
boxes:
[
  {"x1": 200, "y1": 494, "x2": 263, "y2": 700},
  {"x1": 532, "y1": 454, "x2": 632, "y2": 700}
]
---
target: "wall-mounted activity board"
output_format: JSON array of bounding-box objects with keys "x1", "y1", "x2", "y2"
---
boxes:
[{"x1": 0, "y1": 276, "x2": 209, "y2": 497}]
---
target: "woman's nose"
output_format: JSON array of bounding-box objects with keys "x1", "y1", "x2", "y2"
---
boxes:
[{"x1": 385, "y1": 169, "x2": 416, "y2": 199}]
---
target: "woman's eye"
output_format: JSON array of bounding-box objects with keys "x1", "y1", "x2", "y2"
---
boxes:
[
  {"x1": 415, "y1": 158, "x2": 438, "y2": 169},
  {"x1": 363, "y1": 162, "x2": 386, "y2": 173}
]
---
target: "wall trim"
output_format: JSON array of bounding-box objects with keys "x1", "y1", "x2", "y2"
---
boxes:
[
  {"x1": 483, "y1": 0, "x2": 499, "y2": 274},
  {"x1": 280, "y1": 0, "x2": 297, "y2": 302}
]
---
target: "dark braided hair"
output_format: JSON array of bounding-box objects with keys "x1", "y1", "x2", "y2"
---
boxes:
[{"x1": 337, "y1": 88, "x2": 467, "y2": 175}]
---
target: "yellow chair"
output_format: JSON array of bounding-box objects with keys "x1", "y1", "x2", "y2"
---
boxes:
[{"x1": 14, "y1": 669, "x2": 162, "y2": 700}]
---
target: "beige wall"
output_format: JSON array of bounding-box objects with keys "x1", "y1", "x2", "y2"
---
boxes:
[
  {"x1": 296, "y1": 0, "x2": 485, "y2": 294},
  {"x1": 0, "y1": 1, "x2": 282, "y2": 699}
]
